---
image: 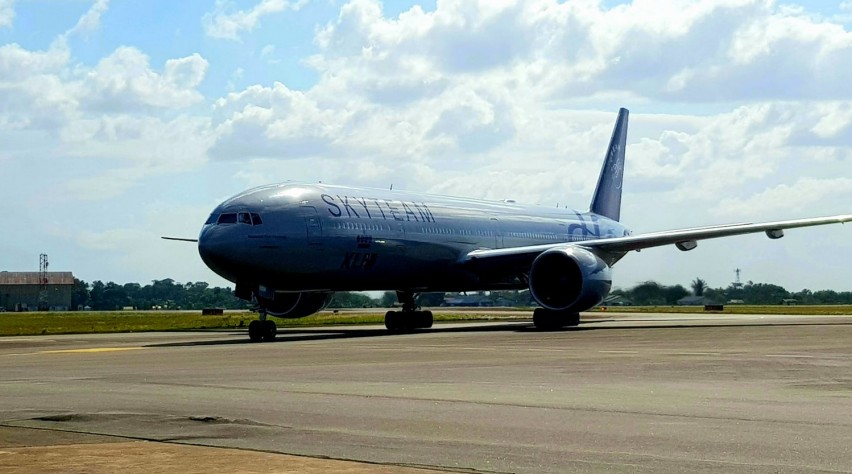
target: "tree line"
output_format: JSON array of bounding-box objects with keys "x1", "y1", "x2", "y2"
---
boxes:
[
  {"x1": 72, "y1": 277, "x2": 852, "y2": 311},
  {"x1": 71, "y1": 278, "x2": 532, "y2": 311},
  {"x1": 73, "y1": 279, "x2": 248, "y2": 311},
  {"x1": 610, "y1": 278, "x2": 852, "y2": 306}
]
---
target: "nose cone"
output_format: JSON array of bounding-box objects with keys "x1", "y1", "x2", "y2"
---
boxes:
[{"x1": 198, "y1": 225, "x2": 239, "y2": 283}]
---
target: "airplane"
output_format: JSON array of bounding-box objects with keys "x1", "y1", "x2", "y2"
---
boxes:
[{"x1": 165, "y1": 108, "x2": 852, "y2": 342}]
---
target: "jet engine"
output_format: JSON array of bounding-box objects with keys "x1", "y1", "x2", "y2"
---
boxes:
[
  {"x1": 528, "y1": 246, "x2": 612, "y2": 312},
  {"x1": 256, "y1": 291, "x2": 333, "y2": 318}
]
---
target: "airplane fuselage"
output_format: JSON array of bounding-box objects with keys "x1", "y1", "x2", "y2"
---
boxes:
[
  {"x1": 198, "y1": 182, "x2": 631, "y2": 293},
  {"x1": 183, "y1": 108, "x2": 852, "y2": 341}
]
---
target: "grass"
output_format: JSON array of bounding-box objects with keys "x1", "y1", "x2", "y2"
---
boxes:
[
  {"x1": 597, "y1": 305, "x2": 852, "y2": 315},
  {"x1": 0, "y1": 309, "x2": 523, "y2": 337},
  {"x1": 1, "y1": 305, "x2": 851, "y2": 337}
]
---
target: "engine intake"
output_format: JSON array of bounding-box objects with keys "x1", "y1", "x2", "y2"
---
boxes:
[{"x1": 528, "y1": 247, "x2": 612, "y2": 312}]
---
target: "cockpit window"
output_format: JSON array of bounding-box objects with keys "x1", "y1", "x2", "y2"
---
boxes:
[
  {"x1": 215, "y1": 212, "x2": 262, "y2": 225},
  {"x1": 205, "y1": 213, "x2": 218, "y2": 225},
  {"x1": 217, "y1": 213, "x2": 237, "y2": 224}
]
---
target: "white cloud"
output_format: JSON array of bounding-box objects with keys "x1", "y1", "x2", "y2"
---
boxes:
[
  {"x1": 202, "y1": 0, "x2": 307, "y2": 40},
  {"x1": 205, "y1": 3, "x2": 830, "y2": 194},
  {"x1": 260, "y1": 44, "x2": 279, "y2": 64},
  {"x1": 306, "y1": 0, "x2": 852, "y2": 105},
  {"x1": 0, "y1": 42, "x2": 76, "y2": 130},
  {"x1": 0, "y1": 0, "x2": 14, "y2": 28},
  {"x1": 81, "y1": 47, "x2": 208, "y2": 111},
  {"x1": 0, "y1": 41, "x2": 69, "y2": 80},
  {"x1": 63, "y1": 114, "x2": 213, "y2": 199},
  {"x1": 210, "y1": 82, "x2": 350, "y2": 160},
  {"x1": 713, "y1": 177, "x2": 852, "y2": 217},
  {"x1": 65, "y1": 0, "x2": 110, "y2": 37},
  {"x1": 0, "y1": 41, "x2": 211, "y2": 200}
]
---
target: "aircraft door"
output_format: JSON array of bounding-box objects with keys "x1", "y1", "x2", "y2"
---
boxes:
[
  {"x1": 301, "y1": 206, "x2": 323, "y2": 245},
  {"x1": 490, "y1": 217, "x2": 504, "y2": 249}
]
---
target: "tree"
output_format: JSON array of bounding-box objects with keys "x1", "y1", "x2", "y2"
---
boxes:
[
  {"x1": 691, "y1": 278, "x2": 708, "y2": 296},
  {"x1": 742, "y1": 282, "x2": 789, "y2": 304},
  {"x1": 380, "y1": 291, "x2": 398, "y2": 308},
  {"x1": 71, "y1": 278, "x2": 90, "y2": 310},
  {"x1": 417, "y1": 292, "x2": 445, "y2": 307},
  {"x1": 328, "y1": 292, "x2": 376, "y2": 308},
  {"x1": 663, "y1": 285, "x2": 690, "y2": 304},
  {"x1": 102, "y1": 282, "x2": 129, "y2": 310},
  {"x1": 89, "y1": 281, "x2": 106, "y2": 310},
  {"x1": 629, "y1": 281, "x2": 667, "y2": 305}
]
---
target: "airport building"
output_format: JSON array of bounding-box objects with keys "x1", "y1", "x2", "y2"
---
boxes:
[{"x1": 0, "y1": 272, "x2": 75, "y2": 311}]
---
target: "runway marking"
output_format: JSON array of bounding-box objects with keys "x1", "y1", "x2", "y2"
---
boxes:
[
  {"x1": 765, "y1": 354, "x2": 815, "y2": 359},
  {"x1": 0, "y1": 338, "x2": 56, "y2": 343},
  {"x1": 38, "y1": 347, "x2": 144, "y2": 354},
  {"x1": 669, "y1": 352, "x2": 722, "y2": 356},
  {"x1": 598, "y1": 350, "x2": 639, "y2": 354}
]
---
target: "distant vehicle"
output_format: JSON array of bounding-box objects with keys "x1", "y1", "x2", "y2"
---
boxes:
[{"x1": 165, "y1": 108, "x2": 852, "y2": 342}]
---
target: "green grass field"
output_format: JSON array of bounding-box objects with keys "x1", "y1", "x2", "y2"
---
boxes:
[
  {"x1": 1, "y1": 305, "x2": 851, "y2": 337},
  {"x1": 0, "y1": 309, "x2": 522, "y2": 337},
  {"x1": 597, "y1": 305, "x2": 852, "y2": 315}
]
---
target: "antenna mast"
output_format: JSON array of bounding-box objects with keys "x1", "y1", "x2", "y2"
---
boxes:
[
  {"x1": 38, "y1": 253, "x2": 49, "y2": 311},
  {"x1": 732, "y1": 268, "x2": 743, "y2": 289}
]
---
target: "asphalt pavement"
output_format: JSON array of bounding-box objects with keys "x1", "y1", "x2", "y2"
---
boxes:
[{"x1": 2, "y1": 313, "x2": 851, "y2": 473}]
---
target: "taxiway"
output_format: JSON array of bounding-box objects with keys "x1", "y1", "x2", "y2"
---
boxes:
[{"x1": 1, "y1": 313, "x2": 851, "y2": 473}]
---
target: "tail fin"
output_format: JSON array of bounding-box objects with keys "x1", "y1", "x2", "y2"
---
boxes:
[{"x1": 589, "y1": 108, "x2": 629, "y2": 222}]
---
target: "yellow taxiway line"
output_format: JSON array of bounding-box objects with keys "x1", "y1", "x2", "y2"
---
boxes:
[{"x1": 38, "y1": 347, "x2": 144, "y2": 354}]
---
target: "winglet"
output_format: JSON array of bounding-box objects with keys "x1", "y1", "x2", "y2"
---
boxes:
[{"x1": 589, "y1": 108, "x2": 629, "y2": 222}]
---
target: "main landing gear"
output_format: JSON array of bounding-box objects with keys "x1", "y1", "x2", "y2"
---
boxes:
[
  {"x1": 532, "y1": 308, "x2": 580, "y2": 331},
  {"x1": 248, "y1": 308, "x2": 277, "y2": 342},
  {"x1": 385, "y1": 291, "x2": 433, "y2": 332}
]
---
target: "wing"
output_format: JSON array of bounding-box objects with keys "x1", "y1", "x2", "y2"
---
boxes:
[{"x1": 463, "y1": 214, "x2": 852, "y2": 265}]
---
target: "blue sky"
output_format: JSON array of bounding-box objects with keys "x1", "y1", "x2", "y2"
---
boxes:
[{"x1": 2, "y1": 0, "x2": 852, "y2": 292}]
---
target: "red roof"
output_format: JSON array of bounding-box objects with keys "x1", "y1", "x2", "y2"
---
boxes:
[{"x1": 0, "y1": 272, "x2": 75, "y2": 285}]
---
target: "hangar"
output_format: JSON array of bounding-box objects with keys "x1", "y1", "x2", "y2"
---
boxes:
[{"x1": 0, "y1": 272, "x2": 74, "y2": 311}]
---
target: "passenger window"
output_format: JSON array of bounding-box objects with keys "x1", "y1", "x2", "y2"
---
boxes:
[
  {"x1": 238, "y1": 213, "x2": 252, "y2": 224},
  {"x1": 217, "y1": 213, "x2": 237, "y2": 224},
  {"x1": 250, "y1": 213, "x2": 263, "y2": 225}
]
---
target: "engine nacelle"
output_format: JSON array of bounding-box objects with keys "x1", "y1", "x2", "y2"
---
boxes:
[
  {"x1": 528, "y1": 246, "x2": 612, "y2": 312},
  {"x1": 257, "y1": 291, "x2": 333, "y2": 318}
]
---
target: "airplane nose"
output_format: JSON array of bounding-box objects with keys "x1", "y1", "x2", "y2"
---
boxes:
[{"x1": 197, "y1": 226, "x2": 228, "y2": 273}]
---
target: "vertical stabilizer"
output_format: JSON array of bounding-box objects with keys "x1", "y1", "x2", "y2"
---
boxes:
[{"x1": 589, "y1": 108, "x2": 629, "y2": 221}]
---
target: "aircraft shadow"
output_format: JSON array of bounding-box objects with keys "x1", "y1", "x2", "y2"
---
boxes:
[
  {"x1": 147, "y1": 322, "x2": 531, "y2": 347},
  {"x1": 145, "y1": 318, "x2": 852, "y2": 348}
]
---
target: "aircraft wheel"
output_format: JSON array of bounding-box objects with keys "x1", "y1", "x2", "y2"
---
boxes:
[
  {"x1": 262, "y1": 320, "x2": 277, "y2": 342},
  {"x1": 248, "y1": 320, "x2": 263, "y2": 342},
  {"x1": 533, "y1": 308, "x2": 565, "y2": 331},
  {"x1": 417, "y1": 310, "x2": 433, "y2": 329},
  {"x1": 385, "y1": 311, "x2": 402, "y2": 332},
  {"x1": 565, "y1": 312, "x2": 580, "y2": 327}
]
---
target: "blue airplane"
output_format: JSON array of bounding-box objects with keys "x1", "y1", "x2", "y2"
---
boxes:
[{"x1": 166, "y1": 108, "x2": 852, "y2": 342}]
